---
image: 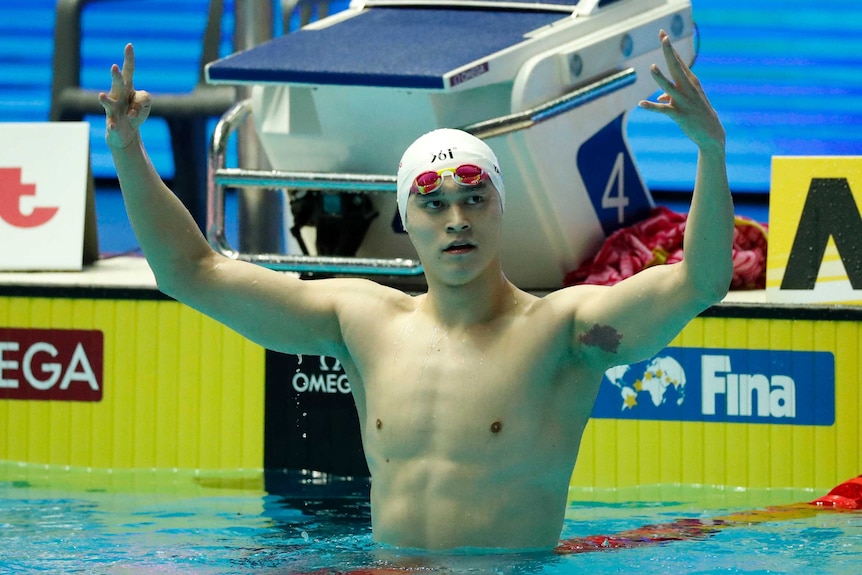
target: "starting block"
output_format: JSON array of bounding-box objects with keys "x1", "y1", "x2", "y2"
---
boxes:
[{"x1": 206, "y1": 0, "x2": 694, "y2": 289}]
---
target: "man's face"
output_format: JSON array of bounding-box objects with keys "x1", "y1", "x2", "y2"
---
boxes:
[{"x1": 405, "y1": 177, "x2": 504, "y2": 286}]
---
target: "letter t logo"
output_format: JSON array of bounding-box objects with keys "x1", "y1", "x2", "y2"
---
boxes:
[{"x1": 0, "y1": 168, "x2": 59, "y2": 227}]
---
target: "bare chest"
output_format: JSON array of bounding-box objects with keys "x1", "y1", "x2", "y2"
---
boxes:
[{"x1": 354, "y1": 320, "x2": 582, "y2": 463}]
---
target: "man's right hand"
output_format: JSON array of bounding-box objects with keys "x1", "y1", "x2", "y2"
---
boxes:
[{"x1": 98, "y1": 43, "x2": 151, "y2": 150}]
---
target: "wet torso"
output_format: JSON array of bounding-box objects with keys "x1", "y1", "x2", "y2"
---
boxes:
[{"x1": 335, "y1": 288, "x2": 605, "y2": 550}]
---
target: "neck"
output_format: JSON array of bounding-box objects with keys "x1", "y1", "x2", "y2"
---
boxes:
[{"x1": 421, "y1": 262, "x2": 515, "y2": 327}]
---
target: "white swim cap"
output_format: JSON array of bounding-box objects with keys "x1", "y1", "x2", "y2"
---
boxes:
[{"x1": 396, "y1": 128, "x2": 505, "y2": 227}]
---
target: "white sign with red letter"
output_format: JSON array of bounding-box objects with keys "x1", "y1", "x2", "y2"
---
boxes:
[{"x1": 0, "y1": 122, "x2": 90, "y2": 270}]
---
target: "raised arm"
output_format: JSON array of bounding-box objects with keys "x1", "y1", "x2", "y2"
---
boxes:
[
  {"x1": 99, "y1": 44, "x2": 353, "y2": 357},
  {"x1": 99, "y1": 44, "x2": 211, "y2": 286},
  {"x1": 569, "y1": 30, "x2": 734, "y2": 368}
]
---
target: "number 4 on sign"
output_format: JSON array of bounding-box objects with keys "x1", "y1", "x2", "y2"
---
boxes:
[{"x1": 602, "y1": 153, "x2": 629, "y2": 224}]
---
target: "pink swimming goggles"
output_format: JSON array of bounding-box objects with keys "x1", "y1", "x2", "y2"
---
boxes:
[{"x1": 410, "y1": 164, "x2": 487, "y2": 195}]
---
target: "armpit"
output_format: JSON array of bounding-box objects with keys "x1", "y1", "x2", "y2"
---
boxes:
[{"x1": 578, "y1": 323, "x2": 622, "y2": 354}]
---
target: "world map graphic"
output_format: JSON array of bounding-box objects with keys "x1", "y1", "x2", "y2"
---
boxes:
[{"x1": 604, "y1": 356, "x2": 686, "y2": 411}]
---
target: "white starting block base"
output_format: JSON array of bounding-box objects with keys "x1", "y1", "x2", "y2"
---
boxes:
[{"x1": 209, "y1": 0, "x2": 694, "y2": 288}]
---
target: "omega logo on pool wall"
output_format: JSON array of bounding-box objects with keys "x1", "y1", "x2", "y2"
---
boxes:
[
  {"x1": 594, "y1": 347, "x2": 835, "y2": 425},
  {"x1": 0, "y1": 328, "x2": 103, "y2": 402},
  {"x1": 265, "y1": 350, "x2": 367, "y2": 475},
  {"x1": 290, "y1": 355, "x2": 351, "y2": 394}
]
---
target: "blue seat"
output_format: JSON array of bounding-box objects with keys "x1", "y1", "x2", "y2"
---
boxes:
[{"x1": 208, "y1": 6, "x2": 566, "y2": 89}]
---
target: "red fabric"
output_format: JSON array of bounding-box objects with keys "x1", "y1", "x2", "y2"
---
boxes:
[
  {"x1": 811, "y1": 475, "x2": 862, "y2": 510},
  {"x1": 563, "y1": 206, "x2": 768, "y2": 290}
]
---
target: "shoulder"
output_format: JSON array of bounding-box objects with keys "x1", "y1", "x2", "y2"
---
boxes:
[
  {"x1": 327, "y1": 277, "x2": 414, "y2": 303},
  {"x1": 509, "y1": 286, "x2": 591, "y2": 345},
  {"x1": 532, "y1": 284, "x2": 622, "y2": 362},
  {"x1": 329, "y1": 279, "x2": 421, "y2": 366},
  {"x1": 324, "y1": 277, "x2": 418, "y2": 321},
  {"x1": 533, "y1": 283, "x2": 605, "y2": 319}
]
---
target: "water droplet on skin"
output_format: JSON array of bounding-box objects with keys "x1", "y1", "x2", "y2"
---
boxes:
[{"x1": 393, "y1": 311, "x2": 419, "y2": 368}]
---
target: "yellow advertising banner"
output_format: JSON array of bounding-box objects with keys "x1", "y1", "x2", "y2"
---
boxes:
[
  {"x1": 0, "y1": 295, "x2": 265, "y2": 470},
  {"x1": 767, "y1": 156, "x2": 862, "y2": 304}
]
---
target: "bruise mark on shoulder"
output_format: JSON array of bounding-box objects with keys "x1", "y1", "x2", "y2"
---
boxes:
[{"x1": 578, "y1": 323, "x2": 622, "y2": 354}]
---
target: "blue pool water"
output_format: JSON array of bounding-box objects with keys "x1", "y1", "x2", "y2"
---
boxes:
[{"x1": 1, "y1": 463, "x2": 860, "y2": 574}]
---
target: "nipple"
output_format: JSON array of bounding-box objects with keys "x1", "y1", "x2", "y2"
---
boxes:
[{"x1": 490, "y1": 420, "x2": 502, "y2": 434}]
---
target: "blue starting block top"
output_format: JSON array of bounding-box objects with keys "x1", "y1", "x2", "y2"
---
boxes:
[{"x1": 206, "y1": 7, "x2": 568, "y2": 90}]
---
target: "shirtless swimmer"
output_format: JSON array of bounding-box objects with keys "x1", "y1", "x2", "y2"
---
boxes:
[{"x1": 99, "y1": 29, "x2": 733, "y2": 551}]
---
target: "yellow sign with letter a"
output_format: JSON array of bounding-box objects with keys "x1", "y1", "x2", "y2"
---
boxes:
[{"x1": 767, "y1": 156, "x2": 862, "y2": 304}]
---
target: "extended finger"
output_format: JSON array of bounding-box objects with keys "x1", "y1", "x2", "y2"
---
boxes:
[
  {"x1": 97, "y1": 92, "x2": 113, "y2": 115},
  {"x1": 637, "y1": 99, "x2": 674, "y2": 116},
  {"x1": 649, "y1": 63, "x2": 682, "y2": 101},
  {"x1": 109, "y1": 63, "x2": 126, "y2": 98},
  {"x1": 122, "y1": 43, "x2": 135, "y2": 86},
  {"x1": 660, "y1": 31, "x2": 695, "y2": 86}
]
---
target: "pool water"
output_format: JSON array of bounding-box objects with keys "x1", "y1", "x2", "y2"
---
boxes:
[{"x1": 1, "y1": 463, "x2": 860, "y2": 574}]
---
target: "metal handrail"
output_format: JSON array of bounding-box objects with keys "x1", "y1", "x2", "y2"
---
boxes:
[
  {"x1": 463, "y1": 67, "x2": 636, "y2": 139},
  {"x1": 207, "y1": 100, "x2": 423, "y2": 275},
  {"x1": 206, "y1": 67, "x2": 637, "y2": 275}
]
